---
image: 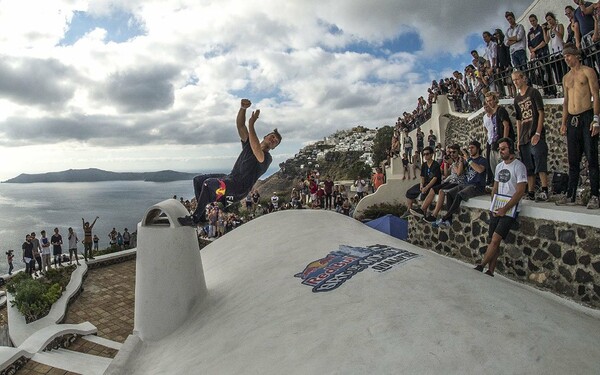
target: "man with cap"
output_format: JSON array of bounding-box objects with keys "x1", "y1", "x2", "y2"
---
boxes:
[
  {"x1": 179, "y1": 99, "x2": 282, "y2": 226},
  {"x1": 559, "y1": 43, "x2": 600, "y2": 209}
]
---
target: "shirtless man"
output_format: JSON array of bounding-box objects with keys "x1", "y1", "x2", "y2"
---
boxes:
[{"x1": 559, "y1": 43, "x2": 600, "y2": 209}]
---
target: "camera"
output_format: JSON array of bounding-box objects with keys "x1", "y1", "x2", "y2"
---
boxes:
[{"x1": 6, "y1": 250, "x2": 13, "y2": 255}]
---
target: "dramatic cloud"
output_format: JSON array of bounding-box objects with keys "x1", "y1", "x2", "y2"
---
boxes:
[{"x1": 0, "y1": 0, "x2": 533, "y2": 178}]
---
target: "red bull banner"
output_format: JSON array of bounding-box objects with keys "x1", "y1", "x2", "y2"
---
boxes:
[{"x1": 294, "y1": 244, "x2": 420, "y2": 293}]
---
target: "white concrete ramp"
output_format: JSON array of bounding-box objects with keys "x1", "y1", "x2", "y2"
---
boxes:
[{"x1": 125, "y1": 210, "x2": 600, "y2": 374}]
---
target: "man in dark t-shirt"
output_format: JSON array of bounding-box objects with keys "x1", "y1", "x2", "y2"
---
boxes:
[
  {"x1": 403, "y1": 146, "x2": 441, "y2": 216},
  {"x1": 179, "y1": 99, "x2": 282, "y2": 226}
]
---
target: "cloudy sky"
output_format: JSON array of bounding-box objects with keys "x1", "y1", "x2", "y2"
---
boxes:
[{"x1": 0, "y1": 0, "x2": 533, "y2": 181}]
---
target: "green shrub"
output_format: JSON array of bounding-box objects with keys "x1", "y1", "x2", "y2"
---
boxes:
[
  {"x1": 360, "y1": 201, "x2": 407, "y2": 220},
  {"x1": 9, "y1": 266, "x2": 74, "y2": 323}
]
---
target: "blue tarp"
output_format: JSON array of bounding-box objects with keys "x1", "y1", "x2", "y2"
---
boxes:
[{"x1": 365, "y1": 214, "x2": 408, "y2": 240}]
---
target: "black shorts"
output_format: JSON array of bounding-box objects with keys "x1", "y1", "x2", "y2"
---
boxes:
[
  {"x1": 406, "y1": 183, "x2": 436, "y2": 200},
  {"x1": 489, "y1": 214, "x2": 517, "y2": 239},
  {"x1": 519, "y1": 141, "x2": 548, "y2": 176}
]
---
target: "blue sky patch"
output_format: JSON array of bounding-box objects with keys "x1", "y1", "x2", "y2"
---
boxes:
[{"x1": 60, "y1": 10, "x2": 146, "y2": 46}]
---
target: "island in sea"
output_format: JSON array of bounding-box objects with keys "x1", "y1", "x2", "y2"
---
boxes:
[{"x1": 2, "y1": 168, "x2": 200, "y2": 183}]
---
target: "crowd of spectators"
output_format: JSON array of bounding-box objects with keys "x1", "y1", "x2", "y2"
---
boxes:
[{"x1": 7, "y1": 217, "x2": 132, "y2": 278}]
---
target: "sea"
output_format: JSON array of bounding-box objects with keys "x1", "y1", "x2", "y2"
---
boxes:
[{"x1": 0, "y1": 180, "x2": 195, "y2": 275}]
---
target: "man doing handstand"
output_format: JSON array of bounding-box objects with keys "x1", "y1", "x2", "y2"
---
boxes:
[{"x1": 178, "y1": 99, "x2": 282, "y2": 226}]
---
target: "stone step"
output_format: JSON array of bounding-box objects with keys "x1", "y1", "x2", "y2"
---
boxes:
[
  {"x1": 31, "y1": 348, "x2": 112, "y2": 375},
  {"x1": 82, "y1": 334, "x2": 123, "y2": 350}
]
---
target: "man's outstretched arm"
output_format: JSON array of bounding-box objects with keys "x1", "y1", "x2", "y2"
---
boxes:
[
  {"x1": 237, "y1": 99, "x2": 251, "y2": 142},
  {"x1": 248, "y1": 110, "x2": 266, "y2": 163}
]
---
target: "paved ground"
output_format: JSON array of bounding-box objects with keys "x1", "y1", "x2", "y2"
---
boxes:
[{"x1": 16, "y1": 259, "x2": 136, "y2": 375}]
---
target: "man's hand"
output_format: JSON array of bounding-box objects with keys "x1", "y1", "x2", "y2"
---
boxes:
[
  {"x1": 560, "y1": 124, "x2": 567, "y2": 136},
  {"x1": 241, "y1": 99, "x2": 252, "y2": 109},
  {"x1": 249, "y1": 109, "x2": 260, "y2": 125},
  {"x1": 495, "y1": 206, "x2": 508, "y2": 217},
  {"x1": 591, "y1": 122, "x2": 600, "y2": 137}
]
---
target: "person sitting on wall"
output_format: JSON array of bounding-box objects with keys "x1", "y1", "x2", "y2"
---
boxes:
[{"x1": 401, "y1": 146, "x2": 441, "y2": 219}]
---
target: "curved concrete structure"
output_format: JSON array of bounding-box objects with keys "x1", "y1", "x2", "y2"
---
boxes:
[
  {"x1": 134, "y1": 199, "x2": 207, "y2": 341},
  {"x1": 122, "y1": 210, "x2": 600, "y2": 374}
]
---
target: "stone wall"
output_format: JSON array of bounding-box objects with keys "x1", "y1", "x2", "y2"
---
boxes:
[
  {"x1": 404, "y1": 100, "x2": 600, "y2": 309},
  {"x1": 407, "y1": 209, "x2": 600, "y2": 308}
]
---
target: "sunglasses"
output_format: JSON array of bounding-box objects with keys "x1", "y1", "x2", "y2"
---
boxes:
[{"x1": 423, "y1": 152, "x2": 432, "y2": 156}]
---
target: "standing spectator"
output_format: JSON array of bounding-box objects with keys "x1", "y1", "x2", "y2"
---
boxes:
[
  {"x1": 40, "y1": 230, "x2": 51, "y2": 273},
  {"x1": 402, "y1": 153, "x2": 411, "y2": 180},
  {"x1": 117, "y1": 232, "x2": 123, "y2": 250},
  {"x1": 371, "y1": 167, "x2": 385, "y2": 191},
  {"x1": 493, "y1": 29, "x2": 513, "y2": 97},
  {"x1": 544, "y1": 12, "x2": 568, "y2": 90},
  {"x1": 251, "y1": 190, "x2": 261, "y2": 214},
  {"x1": 6, "y1": 250, "x2": 14, "y2": 276},
  {"x1": 93, "y1": 234, "x2": 99, "y2": 252},
  {"x1": 527, "y1": 14, "x2": 556, "y2": 97},
  {"x1": 474, "y1": 138, "x2": 527, "y2": 277},
  {"x1": 324, "y1": 176, "x2": 334, "y2": 210},
  {"x1": 22, "y1": 234, "x2": 34, "y2": 276},
  {"x1": 558, "y1": 44, "x2": 599, "y2": 208},
  {"x1": 67, "y1": 227, "x2": 81, "y2": 265},
  {"x1": 505, "y1": 11, "x2": 528, "y2": 69},
  {"x1": 402, "y1": 146, "x2": 441, "y2": 217},
  {"x1": 30, "y1": 232, "x2": 42, "y2": 275},
  {"x1": 412, "y1": 150, "x2": 422, "y2": 179},
  {"x1": 354, "y1": 176, "x2": 367, "y2": 199},
  {"x1": 291, "y1": 188, "x2": 301, "y2": 209},
  {"x1": 245, "y1": 193, "x2": 253, "y2": 212},
  {"x1": 403, "y1": 130, "x2": 413, "y2": 163},
  {"x1": 427, "y1": 130, "x2": 437, "y2": 149},
  {"x1": 483, "y1": 31, "x2": 497, "y2": 70},
  {"x1": 123, "y1": 228, "x2": 131, "y2": 249},
  {"x1": 432, "y1": 141, "x2": 488, "y2": 227},
  {"x1": 565, "y1": 6, "x2": 579, "y2": 47},
  {"x1": 574, "y1": 0, "x2": 595, "y2": 47},
  {"x1": 512, "y1": 70, "x2": 550, "y2": 201},
  {"x1": 271, "y1": 192, "x2": 280, "y2": 210},
  {"x1": 108, "y1": 228, "x2": 117, "y2": 248},
  {"x1": 415, "y1": 127, "x2": 425, "y2": 156},
  {"x1": 484, "y1": 91, "x2": 515, "y2": 186},
  {"x1": 316, "y1": 185, "x2": 325, "y2": 208},
  {"x1": 82, "y1": 216, "x2": 98, "y2": 261},
  {"x1": 51, "y1": 228, "x2": 63, "y2": 268}
]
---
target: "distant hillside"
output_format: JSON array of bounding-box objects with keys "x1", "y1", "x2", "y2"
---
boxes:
[{"x1": 3, "y1": 168, "x2": 199, "y2": 183}]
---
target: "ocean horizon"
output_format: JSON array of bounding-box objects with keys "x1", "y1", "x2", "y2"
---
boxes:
[{"x1": 0, "y1": 180, "x2": 196, "y2": 275}]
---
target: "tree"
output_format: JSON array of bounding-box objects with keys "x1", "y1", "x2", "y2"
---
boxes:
[{"x1": 372, "y1": 126, "x2": 394, "y2": 166}]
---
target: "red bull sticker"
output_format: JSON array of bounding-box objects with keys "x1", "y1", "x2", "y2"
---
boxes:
[{"x1": 295, "y1": 244, "x2": 420, "y2": 293}]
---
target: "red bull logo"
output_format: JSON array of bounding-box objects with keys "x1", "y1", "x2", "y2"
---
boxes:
[
  {"x1": 295, "y1": 244, "x2": 420, "y2": 293},
  {"x1": 215, "y1": 180, "x2": 227, "y2": 201}
]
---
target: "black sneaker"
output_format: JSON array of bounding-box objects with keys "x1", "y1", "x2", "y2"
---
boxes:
[
  {"x1": 178, "y1": 215, "x2": 198, "y2": 227},
  {"x1": 474, "y1": 265, "x2": 484, "y2": 272},
  {"x1": 423, "y1": 214, "x2": 437, "y2": 223},
  {"x1": 409, "y1": 207, "x2": 425, "y2": 218}
]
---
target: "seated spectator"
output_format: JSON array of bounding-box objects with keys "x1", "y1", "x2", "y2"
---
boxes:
[
  {"x1": 432, "y1": 140, "x2": 488, "y2": 227},
  {"x1": 401, "y1": 146, "x2": 441, "y2": 218},
  {"x1": 411, "y1": 144, "x2": 465, "y2": 222}
]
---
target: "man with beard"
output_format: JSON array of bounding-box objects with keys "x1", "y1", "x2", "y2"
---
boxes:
[{"x1": 474, "y1": 138, "x2": 527, "y2": 277}]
